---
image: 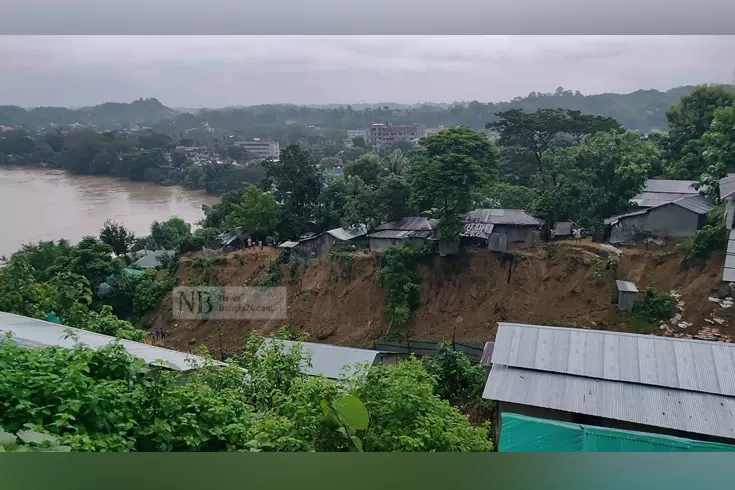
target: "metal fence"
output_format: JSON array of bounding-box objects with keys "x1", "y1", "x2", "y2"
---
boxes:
[{"x1": 372, "y1": 339, "x2": 485, "y2": 363}]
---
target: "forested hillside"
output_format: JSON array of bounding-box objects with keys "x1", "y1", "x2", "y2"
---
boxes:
[{"x1": 2, "y1": 85, "x2": 734, "y2": 133}]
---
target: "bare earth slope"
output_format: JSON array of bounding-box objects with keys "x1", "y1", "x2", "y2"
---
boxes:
[{"x1": 146, "y1": 239, "x2": 731, "y2": 356}]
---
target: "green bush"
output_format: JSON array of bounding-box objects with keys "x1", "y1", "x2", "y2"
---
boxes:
[
  {"x1": 0, "y1": 335, "x2": 492, "y2": 452},
  {"x1": 378, "y1": 246, "x2": 429, "y2": 326},
  {"x1": 423, "y1": 343, "x2": 486, "y2": 402},
  {"x1": 632, "y1": 287, "x2": 677, "y2": 324}
]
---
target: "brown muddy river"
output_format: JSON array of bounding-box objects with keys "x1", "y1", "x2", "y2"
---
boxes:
[{"x1": 0, "y1": 166, "x2": 220, "y2": 257}]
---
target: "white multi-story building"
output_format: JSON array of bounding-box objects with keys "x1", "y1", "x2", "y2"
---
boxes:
[
  {"x1": 234, "y1": 139, "x2": 280, "y2": 159},
  {"x1": 347, "y1": 129, "x2": 368, "y2": 139},
  {"x1": 368, "y1": 123, "x2": 424, "y2": 149}
]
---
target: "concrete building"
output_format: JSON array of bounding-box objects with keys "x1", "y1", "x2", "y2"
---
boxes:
[
  {"x1": 347, "y1": 129, "x2": 368, "y2": 140},
  {"x1": 368, "y1": 123, "x2": 424, "y2": 149},
  {"x1": 631, "y1": 179, "x2": 699, "y2": 209},
  {"x1": 367, "y1": 217, "x2": 437, "y2": 253},
  {"x1": 234, "y1": 139, "x2": 280, "y2": 159},
  {"x1": 604, "y1": 195, "x2": 713, "y2": 244},
  {"x1": 483, "y1": 322, "x2": 735, "y2": 446}
]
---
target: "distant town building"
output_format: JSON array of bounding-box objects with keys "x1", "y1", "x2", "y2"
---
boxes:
[
  {"x1": 368, "y1": 123, "x2": 424, "y2": 149},
  {"x1": 424, "y1": 127, "x2": 443, "y2": 137},
  {"x1": 347, "y1": 129, "x2": 368, "y2": 140},
  {"x1": 391, "y1": 109, "x2": 408, "y2": 117},
  {"x1": 234, "y1": 139, "x2": 280, "y2": 159}
]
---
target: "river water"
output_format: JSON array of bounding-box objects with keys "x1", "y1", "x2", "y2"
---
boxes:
[{"x1": 0, "y1": 166, "x2": 220, "y2": 257}]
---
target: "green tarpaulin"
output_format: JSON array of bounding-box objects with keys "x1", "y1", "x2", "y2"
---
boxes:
[{"x1": 500, "y1": 413, "x2": 735, "y2": 452}]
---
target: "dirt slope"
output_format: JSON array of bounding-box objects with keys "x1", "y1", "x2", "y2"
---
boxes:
[{"x1": 145, "y1": 239, "x2": 733, "y2": 357}]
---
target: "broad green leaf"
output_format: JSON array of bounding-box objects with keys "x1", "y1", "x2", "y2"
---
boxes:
[
  {"x1": 0, "y1": 430, "x2": 17, "y2": 447},
  {"x1": 39, "y1": 445, "x2": 72, "y2": 452},
  {"x1": 350, "y1": 435, "x2": 364, "y2": 452},
  {"x1": 17, "y1": 430, "x2": 57, "y2": 445},
  {"x1": 332, "y1": 395, "x2": 369, "y2": 431}
]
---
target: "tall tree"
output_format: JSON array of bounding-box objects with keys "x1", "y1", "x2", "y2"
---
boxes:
[
  {"x1": 264, "y1": 145, "x2": 323, "y2": 237},
  {"x1": 698, "y1": 103, "x2": 735, "y2": 199},
  {"x1": 487, "y1": 108, "x2": 622, "y2": 173},
  {"x1": 539, "y1": 130, "x2": 656, "y2": 234},
  {"x1": 223, "y1": 185, "x2": 280, "y2": 236},
  {"x1": 99, "y1": 220, "x2": 135, "y2": 256},
  {"x1": 150, "y1": 217, "x2": 191, "y2": 250},
  {"x1": 344, "y1": 153, "x2": 383, "y2": 188},
  {"x1": 408, "y1": 127, "x2": 498, "y2": 240},
  {"x1": 665, "y1": 85, "x2": 735, "y2": 179}
]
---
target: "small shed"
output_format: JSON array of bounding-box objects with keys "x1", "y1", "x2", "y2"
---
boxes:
[{"x1": 613, "y1": 280, "x2": 638, "y2": 311}]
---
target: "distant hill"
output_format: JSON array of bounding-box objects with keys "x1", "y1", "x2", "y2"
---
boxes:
[
  {"x1": 0, "y1": 98, "x2": 178, "y2": 130},
  {"x1": 2, "y1": 85, "x2": 734, "y2": 134}
]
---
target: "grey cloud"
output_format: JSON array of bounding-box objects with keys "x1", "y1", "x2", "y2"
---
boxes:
[{"x1": 0, "y1": 36, "x2": 734, "y2": 107}]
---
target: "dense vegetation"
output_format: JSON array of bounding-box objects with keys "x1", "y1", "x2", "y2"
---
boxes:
[{"x1": 0, "y1": 334, "x2": 492, "y2": 452}]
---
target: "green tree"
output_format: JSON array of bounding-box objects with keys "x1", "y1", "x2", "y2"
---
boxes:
[
  {"x1": 224, "y1": 185, "x2": 280, "y2": 236},
  {"x1": 150, "y1": 217, "x2": 191, "y2": 250},
  {"x1": 487, "y1": 108, "x2": 621, "y2": 173},
  {"x1": 409, "y1": 127, "x2": 498, "y2": 240},
  {"x1": 50, "y1": 237, "x2": 121, "y2": 288},
  {"x1": 99, "y1": 220, "x2": 135, "y2": 256},
  {"x1": 698, "y1": 104, "x2": 735, "y2": 198},
  {"x1": 315, "y1": 175, "x2": 348, "y2": 230},
  {"x1": 264, "y1": 145, "x2": 323, "y2": 237},
  {"x1": 540, "y1": 130, "x2": 655, "y2": 233},
  {"x1": 170, "y1": 150, "x2": 188, "y2": 168},
  {"x1": 344, "y1": 153, "x2": 383, "y2": 188},
  {"x1": 383, "y1": 149, "x2": 409, "y2": 176},
  {"x1": 182, "y1": 164, "x2": 205, "y2": 190},
  {"x1": 665, "y1": 85, "x2": 735, "y2": 179},
  {"x1": 375, "y1": 174, "x2": 412, "y2": 222},
  {"x1": 342, "y1": 177, "x2": 379, "y2": 230}
]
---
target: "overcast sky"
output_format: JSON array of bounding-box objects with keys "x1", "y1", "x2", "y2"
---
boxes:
[{"x1": 1, "y1": 36, "x2": 734, "y2": 108}]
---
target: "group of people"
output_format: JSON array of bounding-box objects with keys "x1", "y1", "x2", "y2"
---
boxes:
[
  {"x1": 245, "y1": 237, "x2": 264, "y2": 250},
  {"x1": 145, "y1": 328, "x2": 166, "y2": 344}
]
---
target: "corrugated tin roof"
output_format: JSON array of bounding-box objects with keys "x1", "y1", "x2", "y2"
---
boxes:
[
  {"x1": 374, "y1": 217, "x2": 437, "y2": 231},
  {"x1": 461, "y1": 223, "x2": 495, "y2": 239},
  {"x1": 0, "y1": 311, "x2": 224, "y2": 372},
  {"x1": 673, "y1": 195, "x2": 714, "y2": 214},
  {"x1": 367, "y1": 230, "x2": 433, "y2": 239},
  {"x1": 631, "y1": 192, "x2": 696, "y2": 208},
  {"x1": 616, "y1": 280, "x2": 638, "y2": 293},
  {"x1": 327, "y1": 225, "x2": 368, "y2": 241},
  {"x1": 719, "y1": 174, "x2": 735, "y2": 201},
  {"x1": 490, "y1": 323, "x2": 735, "y2": 397},
  {"x1": 724, "y1": 230, "x2": 735, "y2": 282},
  {"x1": 133, "y1": 250, "x2": 174, "y2": 269},
  {"x1": 278, "y1": 241, "x2": 299, "y2": 248},
  {"x1": 463, "y1": 209, "x2": 542, "y2": 226},
  {"x1": 605, "y1": 195, "x2": 713, "y2": 225},
  {"x1": 484, "y1": 364, "x2": 735, "y2": 440},
  {"x1": 641, "y1": 179, "x2": 697, "y2": 195},
  {"x1": 604, "y1": 209, "x2": 649, "y2": 225},
  {"x1": 260, "y1": 338, "x2": 380, "y2": 379}
]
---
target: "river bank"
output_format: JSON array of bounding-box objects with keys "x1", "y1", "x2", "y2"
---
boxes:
[{"x1": 0, "y1": 166, "x2": 220, "y2": 257}]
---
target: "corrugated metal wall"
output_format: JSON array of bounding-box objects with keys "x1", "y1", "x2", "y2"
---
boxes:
[{"x1": 500, "y1": 413, "x2": 735, "y2": 452}]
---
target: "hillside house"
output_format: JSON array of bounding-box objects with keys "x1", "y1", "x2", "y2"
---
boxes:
[
  {"x1": 631, "y1": 179, "x2": 699, "y2": 209},
  {"x1": 367, "y1": 217, "x2": 437, "y2": 253},
  {"x1": 277, "y1": 225, "x2": 368, "y2": 259},
  {"x1": 133, "y1": 250, "x2": 175, "y2": 269},
  {"x1": 483, "y1": 323, "x2": 735, "y2": 447},
  {"x1": 552, "y1": 220, "x2": 581, "y2": 240},
  {"x1": 604, "y1": 195, "x2": 713, "y2": 244},
  {"x1": 461, "y1": 209, "x2": 542, "y2": 252}
]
